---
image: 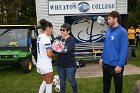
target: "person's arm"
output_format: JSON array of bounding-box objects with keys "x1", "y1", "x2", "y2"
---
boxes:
[
  {"x1": 118, "y1": 30, "x2": 128, "y2": 67},
  {"x1": 99, "y1": 29, "x2": 108, "y2": 65},
  {"x1": 65, "y1": 37, "x2": 75, "y2": 54},
  {"x1": 99, "y1": 45, "x2": 104, "y2": 65},
  {"x1": 44, "y1": 37, "x2": 57, "y2": 58},
  {"x1": 115, "y1": 30, "x2": 128, "y2": 73},
  {"x1": 136, "y1": 29, "x2": 140, "y2": 34},
  {"x1": 47, "y1": 49, "x2": 57, "y2": 58},
  {"x1": 99, "y1": 49, "x2": 104, "y2": 65}
]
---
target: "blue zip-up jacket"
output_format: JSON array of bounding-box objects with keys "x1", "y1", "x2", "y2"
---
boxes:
[{"x1": 101, "y1": 25, "x2": 128, "y2": 67}]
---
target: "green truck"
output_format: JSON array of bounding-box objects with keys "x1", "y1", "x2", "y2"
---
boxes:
[{"x1": 0, "y1": 25, "x2": 38, "y2": 73}]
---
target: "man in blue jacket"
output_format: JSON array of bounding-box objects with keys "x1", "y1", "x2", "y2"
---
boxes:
[{"x1": 99, "y1": 11, "x2": 128, "y2": 93}]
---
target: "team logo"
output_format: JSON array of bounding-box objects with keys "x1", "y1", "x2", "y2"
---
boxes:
[
  {"x1": 78, "y1": 2, "x2": 90, "y2": 12},
  {"x1": 111, "y1": 36, "x2": 114, "y2": 40}
]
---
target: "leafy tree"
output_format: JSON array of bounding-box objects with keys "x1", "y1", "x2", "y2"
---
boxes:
[
  {"x1": 0, "y1": 0, "x2": 21, "y2": 24},
  {"x1": 0, "y1": 0, "x2": 140, "y2": 26},
  {"x1": 19, "y1": 0, "x2": 36, "y2": 25},
  {"x1": 0, "y1": 0, "x2": 36, "y2": 25},
  {"x1": 128, "y1": 0, "x2": 140, "y2": 27}
]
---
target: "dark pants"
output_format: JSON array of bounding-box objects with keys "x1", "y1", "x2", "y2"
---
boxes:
[
  {"x1": 136, "y1": 36, "x2": 140, "y2": 47},
  {"x1": 102, "y1": 63, "x2": 124, "y2": 93},
  {"x1": 57, "y1": 66, "x2": 78, "y2": 93},
  {"x1": 129, "y1": 39, "x2": 135, "y2": 45}
]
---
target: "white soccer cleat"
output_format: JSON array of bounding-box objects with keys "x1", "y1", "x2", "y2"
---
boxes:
[{"x1": 55, "y1": 84, "x2": 60, "y2": 92}]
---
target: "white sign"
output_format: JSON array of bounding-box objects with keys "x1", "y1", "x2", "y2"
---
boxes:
[{"x1": 49, "y1": 0, "x2": 116, "y2": 15}]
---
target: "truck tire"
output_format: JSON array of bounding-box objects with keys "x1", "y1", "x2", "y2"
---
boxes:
[{"x1": 21, "y1": 57, "x2": 32, "y2": 73}]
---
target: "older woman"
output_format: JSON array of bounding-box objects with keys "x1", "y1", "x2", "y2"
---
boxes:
[{"x1": 55, "y1": 23, "x2": 78, "y2": 93}]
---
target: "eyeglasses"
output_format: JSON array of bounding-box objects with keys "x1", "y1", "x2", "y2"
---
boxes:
[{"x1": 60, "y1": 29, "x2": 67, "y2": 32}]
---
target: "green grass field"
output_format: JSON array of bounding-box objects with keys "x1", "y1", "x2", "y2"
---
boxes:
[{"x1": 0, "y1": 47, "x2": 140, "y2": 93}]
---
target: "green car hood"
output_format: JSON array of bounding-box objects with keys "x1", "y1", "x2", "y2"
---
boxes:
[
  {"x1": 0, "y1": 50, "x2": 31, "y2": 58},
  {"x1": 0, "y1": 50, "x2": 22, "y2": 55}
]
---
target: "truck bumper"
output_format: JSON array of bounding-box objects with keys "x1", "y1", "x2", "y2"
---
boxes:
[{"x1": 0, "y1": 59, "x2": 20, "y2": 66}]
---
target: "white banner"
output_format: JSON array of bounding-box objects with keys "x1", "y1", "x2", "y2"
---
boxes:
[{"x1": 49, "y1": 0, "x2": 116, "y2": 15}]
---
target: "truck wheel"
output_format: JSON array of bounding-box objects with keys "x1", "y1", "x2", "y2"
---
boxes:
[{"x1": 21, "y1": 57, "x2": 32, "y2": 73}]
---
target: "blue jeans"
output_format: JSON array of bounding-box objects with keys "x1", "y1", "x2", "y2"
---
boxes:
[{"x1": 57, "y1": 66, "x2": 78, "y2": 93}]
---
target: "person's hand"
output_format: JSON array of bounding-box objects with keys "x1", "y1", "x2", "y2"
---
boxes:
[
  {"x1": 115, "y1": 66, "x2": 122, "y2": 73},
  {"x1": 99, "y1": 59, "x2": 103, "y2": 65}
]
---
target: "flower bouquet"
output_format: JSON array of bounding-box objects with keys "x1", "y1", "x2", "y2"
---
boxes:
[{"x1": 52, "y1": 39, "x2": 67, "y2": 53}]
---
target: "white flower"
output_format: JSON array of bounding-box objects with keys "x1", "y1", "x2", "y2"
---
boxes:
[{"x1": 52, "y1": 39, "x2": 66, "y2": 53}]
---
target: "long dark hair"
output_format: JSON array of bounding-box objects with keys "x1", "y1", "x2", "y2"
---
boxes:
[{"x1": 39, "y1": 19, "x2": 53, "y2": 31}]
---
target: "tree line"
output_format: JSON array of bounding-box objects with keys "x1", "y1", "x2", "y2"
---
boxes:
[
  {"x1": 128, "y1": 0, "x2": 140, "y2": 27},
  {"x1": 0, "y1": 0, "x2": 36, "y2": 25},
  {"x1": 0, "y1": 0, "x2": 140, "y2": 26}
]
